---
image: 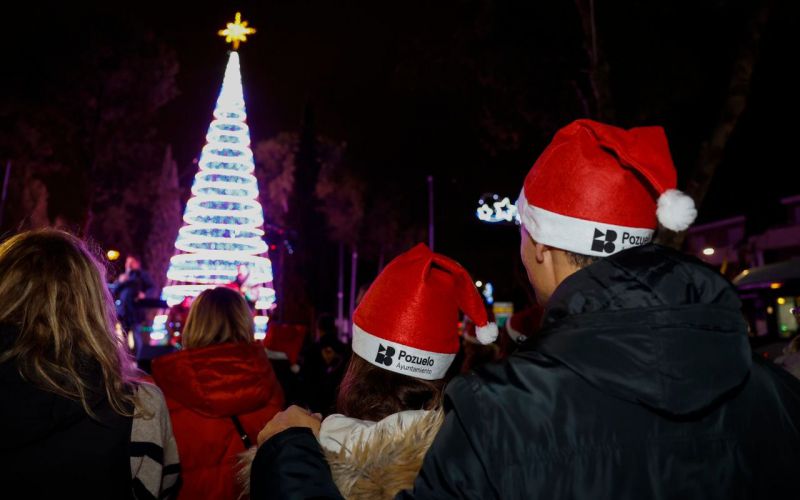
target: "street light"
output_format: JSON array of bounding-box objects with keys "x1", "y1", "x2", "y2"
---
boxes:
[{"x1": 702, "y1": 247, "x2": 715, "y2": 256}]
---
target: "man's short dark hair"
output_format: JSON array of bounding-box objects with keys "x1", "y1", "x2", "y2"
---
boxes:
[{"x1": 565, "y1": 251, "x2": 599, "y2": 269}]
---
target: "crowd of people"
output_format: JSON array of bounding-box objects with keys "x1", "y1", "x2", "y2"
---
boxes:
[{"x1": 2, "y1": 119, "x2": 800, "y2": 499}]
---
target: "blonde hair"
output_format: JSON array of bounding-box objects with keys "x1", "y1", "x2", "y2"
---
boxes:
[
  {"x1": 0, "y1": 229, "x2": 138, "y2": 417},
  {"x1": 182, "y1": 287, "x2": 254, "y2": 349}
]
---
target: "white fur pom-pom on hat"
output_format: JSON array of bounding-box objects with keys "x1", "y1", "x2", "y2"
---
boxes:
[
  {"x1": 475, "y1": 322, "x2": 499, "y2": 345},
  {"x1": 656, "y1": 189, "x2": 697, "y2": 232}
]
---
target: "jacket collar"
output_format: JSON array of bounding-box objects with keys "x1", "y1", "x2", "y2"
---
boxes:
[{"x1": 521, "y1": 244, "x2": 751, "y2": 416}]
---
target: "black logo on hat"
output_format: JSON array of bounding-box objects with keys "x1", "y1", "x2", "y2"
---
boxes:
[
  {"x1": 375, "y1": 344, "x2": 395, "y2": 366},
  {"x1": 591, "y1": 228, "x2": 618, "y2": 254}
]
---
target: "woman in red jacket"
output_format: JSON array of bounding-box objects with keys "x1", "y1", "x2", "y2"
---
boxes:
[{"x1": 153, "y1": 287, "x2": 284, "y2": 499}]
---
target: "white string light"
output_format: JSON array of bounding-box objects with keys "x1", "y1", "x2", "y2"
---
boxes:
[
  {"x1": 162, "y1": 52, "x2": 276, "y2": 308},
  {"x1": 476, "y1": 194, "x2": 520, "y2": 224}
]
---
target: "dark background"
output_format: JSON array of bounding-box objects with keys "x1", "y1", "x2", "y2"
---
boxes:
[{"x1": 2, "y1": 0, "x2": 798, "y2": 315}]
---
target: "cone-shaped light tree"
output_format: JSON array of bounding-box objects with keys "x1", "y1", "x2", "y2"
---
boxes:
[{"x1": 162, "y1": 13, "x2": 274, "y2": 322}]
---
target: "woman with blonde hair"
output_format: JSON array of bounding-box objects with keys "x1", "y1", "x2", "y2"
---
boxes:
[
  {"x1": 0, "y1": 229, "x2": 179, "y2": 498},
  {"x1": 152, "y1": 286, "x2": 284, "y2": 499}
]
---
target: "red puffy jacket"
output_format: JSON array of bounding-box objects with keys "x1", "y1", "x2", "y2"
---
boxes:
[{"x1": 152, "y1": 342, "x2": 284, "y2": 499}]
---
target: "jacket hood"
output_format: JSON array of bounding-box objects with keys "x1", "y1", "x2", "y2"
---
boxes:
[
  {"x1": 318, "y1": 409, "x2": 430, "y2": 455},
  {"x1": 239, "y1": 408, "x2": 444, "y2": 500},
  {"x1": 325, "y1": 409, "x2": 444, "y2": 499},
  {"x1": 531, "y1": 244, "x2": 751, "y2": 416},
  {"x1": 0, "y1": 323, "x2": 109, "y2": 449},
  {"x1": 152, "y1": 342, "x2": 279, "y2": 418}
]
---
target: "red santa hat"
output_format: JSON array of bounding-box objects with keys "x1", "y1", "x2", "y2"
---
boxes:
[
  {"x1": 263, "y1": 323, "x2": 306, "y2": 365},
  {"x1": 516, "y1": 119, "x2": 697, "y2": 256},
  {"x1": 352, "y1": 243, "x2": 497, "y2": 380}
]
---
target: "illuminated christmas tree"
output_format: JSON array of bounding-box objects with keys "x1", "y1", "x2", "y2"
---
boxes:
[{"x1": 162, "y1": 13, "x2": 274, "y2": 331}]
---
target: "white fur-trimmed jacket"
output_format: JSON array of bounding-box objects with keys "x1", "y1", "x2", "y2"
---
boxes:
[
  {"x1": 242, "y1": 408, "x2": 444, "y2": 499},
  {"x1": 320, "y1": 410, "x2": 443, "y2": 499}
]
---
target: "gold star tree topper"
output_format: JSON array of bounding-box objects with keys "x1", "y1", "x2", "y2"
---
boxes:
[{"x1": 218, "y1": 12, "x2": 256, "y2": 50}]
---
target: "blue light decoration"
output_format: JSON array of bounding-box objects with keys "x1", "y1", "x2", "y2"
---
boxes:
[
  {"x1": 162, "y1": 51, "x2": 276, "y2": 331},
  {"x1": 481, "y1": 282, "x2": 495, "y2": 305},
  {"x1": 476, "y1": 193, "x2": 520, "y2": 224}
]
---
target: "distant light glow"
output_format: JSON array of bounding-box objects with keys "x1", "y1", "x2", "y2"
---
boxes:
[
  {"x1": 150, "y1": 314, "x2": 168, "y2": 341},
  {"x1": 476, "y1": 195, "x2": 519, "y2": 224},
  {"x1": 770, "y1": 282, "x2": 783, "y2": 289},
  {"x1": 255, "y1": 298, "x2": 272, "y2": 310},
  {"x1": 475, "y1": 280, "x2": 483, "y2": 288},
  {"x1": 777, "y1": 297, "x2": 787, "y2": 305},
  {"x1": 702, "y1": 247, "x2": 715, "y2": 256},
  {"x1": 254, "y1": 315, "x2": 269, "y2": 340},
  {"x1": 482, "y1": 282, "x2": 494, "y2": 305},
  {"x1": 107, "y1": 249, "x2": 120, "y2": 261},
  {"x1": 218, "y1": 12, "x2": 256, "y2": 50},
  {"x1": 114, "y1": 322, "x2": 125, "y2": 343},
  {"x1": 162, "y1": 51, "x2": 275, "y2": 310}
]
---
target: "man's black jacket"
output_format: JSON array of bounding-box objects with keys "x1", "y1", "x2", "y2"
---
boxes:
[{"x1": 251, "y1": 245, "x2": 800, "y2": 499}]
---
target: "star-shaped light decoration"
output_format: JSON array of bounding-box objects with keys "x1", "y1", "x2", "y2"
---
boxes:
[
  {"x1": 492, "y1": 197, "x2": 517, "y2": 222},
  {"x1": 476, "y1": 203, "x2": 495, "y2": 222},
  {"x1": 218, "y1": 12, "x2": 256, "y2": 50},
  {"x1": 476, "y1": 195, "x2": 520, "y2": 224}
]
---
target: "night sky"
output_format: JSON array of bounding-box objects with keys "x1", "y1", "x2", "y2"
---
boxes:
[{"x1": 3, "y1": 0, "x2": 798, "y2": 305}]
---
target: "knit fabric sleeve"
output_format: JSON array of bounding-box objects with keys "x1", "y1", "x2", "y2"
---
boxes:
[{"x1": 130, "y1": 383, "x2": 181, "y2": 499}]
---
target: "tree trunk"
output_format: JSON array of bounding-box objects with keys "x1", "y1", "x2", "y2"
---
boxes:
[
  {"x1": 377, "y1": 243, "x2": 385, "y2": 275},
  {"x1": 0, "y1": 161, "x2": 11, "y2": 227},
  {"x1": 348, "y1": 245, "x2": 358, "y2": 342},
  {"x1": 427, "y1": 175, "x2": 435, "y2": 251},
  {"x1": 337, "y1": 241, "x2": 345, "y2": 333},
  {"x1": 277, "y1": 242, "x2": 286, "y2": 321},
  {"x1": 657, "y1": 1, "x2": 771, "y2": 249},
  {"x1": 574, "y1": 0, "x2": 615, "y2": 122}
]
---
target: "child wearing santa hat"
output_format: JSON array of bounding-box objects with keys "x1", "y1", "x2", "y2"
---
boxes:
[
  {"x1": 319, "y1": 243, "x2": 495, "y2": 497},
  {"x1": 245, "y1": 243, "x2": 496, "y2": 499}
]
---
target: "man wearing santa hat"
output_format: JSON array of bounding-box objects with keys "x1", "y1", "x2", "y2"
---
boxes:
[{"x1": 251, "y1": 120, "x2": 800, "y2": 499}]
